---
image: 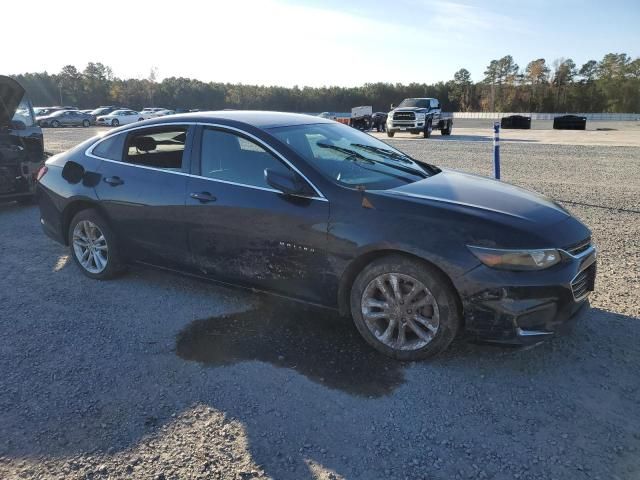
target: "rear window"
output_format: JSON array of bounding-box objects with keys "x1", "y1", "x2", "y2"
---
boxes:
[{"x1": 92, "y1": 134, "x2": 125, "y2": 161}]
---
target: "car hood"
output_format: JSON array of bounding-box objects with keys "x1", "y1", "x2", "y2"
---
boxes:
[
  {"x1": 383, "y1": 169, "x2": 570, "y2": 225},
  {"x1": 392, "y1": 107, "x2": 428, "y2": 113},
  {"x1": 0, "y1": 75, "x2": 25, "y2": 128}
]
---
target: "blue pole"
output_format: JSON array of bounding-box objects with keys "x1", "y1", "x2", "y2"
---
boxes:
[{"x1": 493, "y1": 121, "x2": 501, "y2": 180}]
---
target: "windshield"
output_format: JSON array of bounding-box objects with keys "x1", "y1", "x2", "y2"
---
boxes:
[
  {"x1": 397, "y1": 98, "x2": 430, "y2": 109},
  {"x1": 269, "y1": 123, "x2": 438, "y2": 190},
  {"x1": 91, "y1": 108, "x2": 109, "y2": 115}
]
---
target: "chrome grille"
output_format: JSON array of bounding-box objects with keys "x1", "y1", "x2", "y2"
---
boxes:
[
  {"x1": 571, "y1": 263, "x2": 596, "y2": 300},
  {"x1": 393, "y1": 111, "x2": 416, "y2": 121},
  {"x1": 565, "y1": 238, "x2": 591, "y2": 256}
]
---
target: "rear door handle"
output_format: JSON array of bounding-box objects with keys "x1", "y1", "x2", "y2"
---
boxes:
[
  {"x1": 190, "y1": 191, "x2": 216, "y2": 203},
  {"x1": 103, "y1": 176, "x2": 124, "y2": 186}
]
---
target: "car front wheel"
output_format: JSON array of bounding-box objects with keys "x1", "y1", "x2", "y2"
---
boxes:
[
  {"x1": 350, "y1": 255, "x2": 460, "y2": 360},
  {"x1": 112, "y1": 119, "x2": 119, "y2": 127},
  {"x1": 82, "y1": 119, "x2": 90, "y2": 127},
  {"x1": 68, "y1": 209, "x2": 125, "y2": 280}
]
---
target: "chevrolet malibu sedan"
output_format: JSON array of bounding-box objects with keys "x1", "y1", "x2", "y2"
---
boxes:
[{"x1": 36, "y1": 111, "x2": 596, "y2": 359}]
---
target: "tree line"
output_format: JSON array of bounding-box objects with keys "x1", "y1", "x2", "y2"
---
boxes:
[{"x1": 12, "y1": 53, "x2": 640, "y2": 113}]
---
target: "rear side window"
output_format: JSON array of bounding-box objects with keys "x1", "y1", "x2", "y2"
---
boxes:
[
  {"x1": 92, "y1": 134, "x2": 125, "y2": 161},
  {"x1": 200, "y1": 128, "x2": 291, "y2": 189},
  {"x1": 124, "y1": 127, "x2": 188, "y2": 171}
]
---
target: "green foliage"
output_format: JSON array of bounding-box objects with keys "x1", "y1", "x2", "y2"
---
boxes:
[{"x1": 11, "y1": 53, "x2": 640, "y2": 113}]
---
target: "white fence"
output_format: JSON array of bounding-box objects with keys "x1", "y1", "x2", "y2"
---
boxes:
[{"x1": 450, "y1": 112, "x2": 640, "y2": 121}]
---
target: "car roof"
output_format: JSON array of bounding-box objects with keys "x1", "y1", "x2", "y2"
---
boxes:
[{"x1": 144, "y1": 110, "x2": 333, "y2": 129}]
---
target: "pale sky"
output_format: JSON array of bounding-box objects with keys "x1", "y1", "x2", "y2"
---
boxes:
[{"x1": 5, "y1": 0, "x2": 639, "y2": 86}]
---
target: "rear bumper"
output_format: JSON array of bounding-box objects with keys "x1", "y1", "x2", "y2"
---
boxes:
[{"x1": 459, "y1": 246, "x2": 597, "y2": 344}]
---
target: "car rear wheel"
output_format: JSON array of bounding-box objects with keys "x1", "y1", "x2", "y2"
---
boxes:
[
  {"x1": 51, "y1": 120, "x2": 60, "y2": 128},
  {"x1": 386, "y1": 130, "x2": 395, "y2": 137},
  {"x1": 350, "y1": 255, "x2": 460, "y2": 360},
  {"x1": 68, "y1": 209, "x2": 125, "y2": 280},
  {"x1": 112, "y1": 119, "x2": 119, "y2": 127},
  {"x1": 82, "y1": 119, "x2": 90, "y2": 127},
  {"x1": 138, "y1": 117, "x2": 144, "y2": 121},
  {"x1": 441, "y1": 120, "x2": 452, "y2": 136}
]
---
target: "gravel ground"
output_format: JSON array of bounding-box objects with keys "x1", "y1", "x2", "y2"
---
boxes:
[{"x1": 0, "y1": 128, "x2": 639, "y2": 479}]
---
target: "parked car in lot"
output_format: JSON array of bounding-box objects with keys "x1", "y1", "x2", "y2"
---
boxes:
[
  {"x1": 371, "y1": 112, "x2": 388, "y2": 132},
  {"x1": 139, "y1": 107, "x2": 168, "y2": 119},
  {"x1": 318, "y1": 112, "x2": 338, "y2": 120},
  {"x1": 36, "y1": 111, "x2": 596, "y2": 359},
  {"x1": 90, "y1": 106, "x2": 118, "y2": 118},
  {"x1": 34, "y1": 106, "x2": 68, "y2": 120},
  {"x1": 96, "y1": 109, "x2": 143, "y2": 126},
  {"x1": 0, "y1": 75, "x2": 44, "y2": 203},
  {"x1": 37, "y1": 109, "x2": 93, "y2": 128}
]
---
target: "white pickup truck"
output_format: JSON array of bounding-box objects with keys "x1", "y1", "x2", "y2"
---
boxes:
[{"x1": 386, "y1": 98, "x2": 453, "y2": 138}]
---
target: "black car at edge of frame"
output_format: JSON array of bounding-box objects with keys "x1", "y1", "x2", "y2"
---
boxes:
[
  {"x1": 36, "y1": 111, "x2": 597, "y2": 360},
  {"x1": 1, "y1": 75, "x2": 45, "y2": 203}
]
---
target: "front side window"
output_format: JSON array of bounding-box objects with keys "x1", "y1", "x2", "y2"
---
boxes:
[
  {"x1": 199, "y1": 128, "x2": 292, "y2": 189},
  {"x1": 269, "y1": 123, "x2": 437, "y2": 190},
  {"x1": 124, "y1": 127, "x2": 187, "y2": 171}
]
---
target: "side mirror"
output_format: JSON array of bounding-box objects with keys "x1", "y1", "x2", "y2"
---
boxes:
[
  {"x1": 9, "y1": 120, "x2": 26, "y2": 131},
  {"x1": 390, "y1": 104, "x2": 395, "y2": 110},
  {"x1": 265, "y1": 168, "x2": 309, "y2": 196}
]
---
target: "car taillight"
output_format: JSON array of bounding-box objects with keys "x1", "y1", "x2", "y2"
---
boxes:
[{"x1": 36, "y1": 165, "x2": 48, "y2": 182}]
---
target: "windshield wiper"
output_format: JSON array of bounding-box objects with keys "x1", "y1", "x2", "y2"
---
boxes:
[
  {"x1": 316, "y1": 143, "x2": 374, "y2": 164},
  {"x1": 350, "y1": 143, "x2": 414, "y2": 163},
  {"x1": 316, "y1": 143, "x2": 421, "y2": 184}
]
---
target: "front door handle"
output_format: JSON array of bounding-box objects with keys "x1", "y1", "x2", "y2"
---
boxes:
[
  {"x1": 103, "y1": 176, "x2": 124, "y2": 186},
  {"x1": 190, "y1": 191, "x2": 216, "y2": 203}
]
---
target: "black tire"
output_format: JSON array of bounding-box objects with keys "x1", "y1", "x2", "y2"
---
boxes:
[
  {"x1": 441, "y1": 120, "x2": 452, "y2": 136},
  {"x1": 82, "y1": 119, "x2": 90, "y2": 127},
  {"x1": 68, "y1": 209, "x2": 125, "y2": 280},
  {"x1": 51, "y1": 120, "x2": 60, "y2": 128},
  {"x1": 138, "y1": 118, "x2": 144, "y2": 121},
  {"x1": 423, "y1": 120, "x2": 432, "y2": 138},
  {"x1": 386, "y1": 130, "x2": 395, "y2": 138},
  {"x1": 350, "y1": 255, "x2": 461, "y2": 360},
  {"x1": 112, "y1": 119, "x2": 119, "y2": 127}
]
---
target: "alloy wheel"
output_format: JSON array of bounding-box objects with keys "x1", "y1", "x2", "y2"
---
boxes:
[
  {"x1": 361, "y1": 272, "x2": 440, "y2": 351},
  {"x1": 72, "y1": 220, "x2": 108, "y2": 274}
]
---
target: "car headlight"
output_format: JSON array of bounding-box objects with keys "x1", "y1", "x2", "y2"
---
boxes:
[
  {"x1": 416, "y1": 113, "x2": 426, "y2": 120},
  {"x1": 467, "y1": 246, "x2": 561, "y2": 271}
]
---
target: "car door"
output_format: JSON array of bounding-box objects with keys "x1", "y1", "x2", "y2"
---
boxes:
[
  {"x1": 183, "y1": 125, "x2": 331, "y2": 304},
  {"x1": 59, "y1": 111, "x2": 71, "y2": 126},
  {"x1": 431, "y1": 99, "x2": 440, "y2": 125},
  {"x1": 92, "y1": 124, "x2": 194, "y2": 269},
  {"x1": 69, "y1": 111, "x2": 81, "y2": 126}
]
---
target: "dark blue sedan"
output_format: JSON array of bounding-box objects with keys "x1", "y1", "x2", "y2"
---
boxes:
[{"x1": 36, "y1": 111, "x2": 596, "y2": 359}]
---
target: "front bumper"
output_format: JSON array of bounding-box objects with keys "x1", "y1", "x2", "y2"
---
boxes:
[
  {"x1": 459, "y1": 245, "x2": 597, "y2": 343},
  {"x1": 387, "y1": 119, "x2": 425, "y2": 132}
]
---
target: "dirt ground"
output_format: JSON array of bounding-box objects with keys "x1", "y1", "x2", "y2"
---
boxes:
[{"x1": 0, "y1": 121, "x2": 638, "y2": 479}]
